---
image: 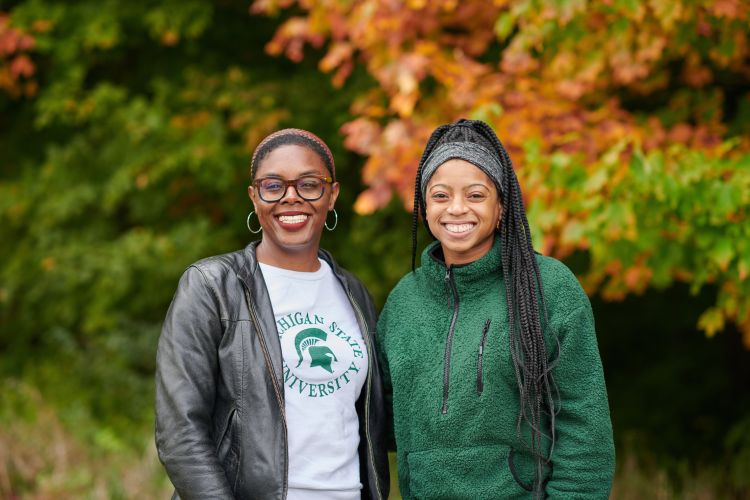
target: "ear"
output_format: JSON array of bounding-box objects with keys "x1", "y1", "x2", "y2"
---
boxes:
[
  {"x1": 248, "y1": 184, "x2": 257, "y2": 205},
  {"x1": 328, "y1": 182, "x2": 340, "y2": 211}
]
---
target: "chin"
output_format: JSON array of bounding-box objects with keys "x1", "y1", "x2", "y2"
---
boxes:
[
  {"x1": 436, "y1": 232, "x2": 476, "y2": 248},
  {"x1": 279, "y1": 238, "x2": 316, "y2": 251},
  {"x1": 436, "y1": 231, "x2": 495, "y2": 262},
  {"x1": 441, "y1": 241, "x2": 475, "y2": 254},
  {"x1": 277, "y1": 232, "x2": 322, "y2": 250}
]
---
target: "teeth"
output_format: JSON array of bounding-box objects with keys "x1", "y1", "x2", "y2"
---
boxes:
[
  {"x1": 445, "y1": 223, "x2": 474, "y2": 233},
  {"x1": 278, "y1": 215, "x2": 308, "y2": 224}
]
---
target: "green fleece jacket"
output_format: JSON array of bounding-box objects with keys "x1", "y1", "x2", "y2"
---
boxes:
[{"x1": 377, "y1": 239, "x2": 615, "y2": 499}]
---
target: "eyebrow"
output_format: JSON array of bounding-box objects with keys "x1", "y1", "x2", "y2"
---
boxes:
[
  {"x1": 259, "y1": 170, "x2": 323, "y2": 179},
  {"x1": 429, "y1": 183, "x2": 491, "y2": 190}
]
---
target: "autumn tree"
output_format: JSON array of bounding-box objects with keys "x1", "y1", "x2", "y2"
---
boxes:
[
  {"x1": 253, "y1": 0, "x2": 750, "y2": 344},
  {"x1": 0, "y1": 2, "x2": 368, "y2": 494},
  {"x1": 2, "y1": 1, "x2": 750, "y2": 496}
]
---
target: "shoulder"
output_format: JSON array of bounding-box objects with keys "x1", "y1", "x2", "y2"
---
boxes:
[
  {"x1": 189, "y1": 248, "x2": 247, "y2": 281},
  {"x1": 386, "y1": 270, "x2": 419, "y2": 302},
  {"x1": 381, "y1": 270, "x2": 422, "y2": 318},
  {"x1": 320, "y1": 249, "x2": 367, "y2": 294},
  {"x1": 319, "y1": 248, "x2": 377, "y2": 316},
  {"x1": 176, "y1": 247, "x2": 249, "y2": 302},
  {"x1": 535, "y1": 253, "x2": 590, "y2": 311},
  {"x1": 335, "y1": 264, "x2": 367, "y2": 292}
]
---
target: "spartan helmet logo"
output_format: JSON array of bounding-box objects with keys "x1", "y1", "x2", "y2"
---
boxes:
[{"x1": 294, "y1": 328, "x2": 338, "y2": 373}]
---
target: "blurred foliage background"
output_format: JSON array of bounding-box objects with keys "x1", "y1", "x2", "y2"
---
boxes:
[{"x1": 1, "y1": 0, "x2": 749, "y2": 497}]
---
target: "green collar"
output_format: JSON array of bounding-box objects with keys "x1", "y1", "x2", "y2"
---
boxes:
[{"x1": 420, "y1": 236, "x2": 503, "y2": 298}]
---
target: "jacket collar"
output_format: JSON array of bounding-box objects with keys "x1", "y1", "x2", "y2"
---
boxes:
[
  {"x1": 237, "y1": 240, "x2": 260, "y2": 286},
  {"x1": 420, "y1": 236, "x2": 503, "y2": 298},
  {"x1": 237, "y1": 240, "x2": 345, "y2": 288}
]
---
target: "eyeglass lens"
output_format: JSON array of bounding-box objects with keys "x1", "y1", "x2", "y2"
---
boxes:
[{"x1": 259, "y1": 176, "x2": 326, "y2": 201}]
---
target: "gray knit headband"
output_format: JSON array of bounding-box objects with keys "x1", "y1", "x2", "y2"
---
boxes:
[{"x1": 420, "y1": 142, "x2": 505, "y2": 198}]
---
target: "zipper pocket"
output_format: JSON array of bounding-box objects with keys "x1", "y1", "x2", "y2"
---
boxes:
[
  {"x1": 215, "y1": 407, "x2": 237, "y2": 454},
  {"x1": 477, "y1": 319, "x2": 491, "y2": 395},
  {"x1": 508, "y1": 447, "x2": 534, "y2": 492}
]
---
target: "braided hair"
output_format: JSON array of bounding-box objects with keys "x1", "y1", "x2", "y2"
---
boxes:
[{"x1": 411, "y1": 119, "x2": 560, "y2": 497}]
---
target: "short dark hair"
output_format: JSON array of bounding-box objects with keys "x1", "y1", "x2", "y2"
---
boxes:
[{"x1": 250, "y1": 128, "x2": 336, "y2": 180}]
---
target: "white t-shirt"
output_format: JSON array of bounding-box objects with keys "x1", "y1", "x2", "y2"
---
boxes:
[{"x1": 259, "y1": 259, "x2": 369, "y2": 500}]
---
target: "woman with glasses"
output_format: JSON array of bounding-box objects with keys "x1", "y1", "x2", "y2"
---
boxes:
[{"x1": 156, "y1": 128, "x2": 389, "y2": 500}]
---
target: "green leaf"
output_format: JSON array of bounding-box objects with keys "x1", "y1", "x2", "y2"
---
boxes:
[
  {"x1": 494, "y1": 12, "x2": 516, "y2": 40},
  {"x1": 709, "y1": 237, "x2": 735, "y2": 271}
]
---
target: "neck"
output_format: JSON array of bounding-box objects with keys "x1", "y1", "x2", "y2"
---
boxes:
[
  {"x1": 442, "y1": 237, "x2": 495, "y2": 267},
  {"x1": 256, "y1": 240, "x2": 322, "y2": 272}
]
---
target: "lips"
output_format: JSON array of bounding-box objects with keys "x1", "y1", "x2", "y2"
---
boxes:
[
  {"x1": 443, "y1": 222, "x2": 476, "y2": 234},
  {"x1": 275, "y1": 212, "x2": 310, "y2": 229},
  {"x1": 278, "y1": 214, "x2": 308, "y2": 224}
]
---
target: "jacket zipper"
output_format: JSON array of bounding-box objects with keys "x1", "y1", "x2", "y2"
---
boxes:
[
  {"x1": 477, "y1": 319, "x2": 491, "y2": 395},
  {"x1": 343, "y1": 286, "x2": 383, "y2": 500},
  {"x1": 441, "y1": 265, "x2": 460, "y2": 414},
  {"x1": 244, "y1": 287, "x2": 289, "y2": 499}
]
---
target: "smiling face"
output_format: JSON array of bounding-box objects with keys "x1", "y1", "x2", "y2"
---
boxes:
[
  {"x1": 425, "y1": 159, "x2": 502, "y2": 266},
  {"x1": 248, "y1": 144, "x2": 339, "y2": 267}
]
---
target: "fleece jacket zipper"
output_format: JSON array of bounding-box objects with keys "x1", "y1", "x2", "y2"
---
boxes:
[
  {"x1": 441, "y1": 265, "x2": 460, "y2": 414},
  {"x1": 477, "y1": 319, "x2": 491, "y2": 394}
]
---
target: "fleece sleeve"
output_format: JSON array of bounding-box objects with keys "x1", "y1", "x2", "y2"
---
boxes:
[
  {"x1": 375, "y1": 301, "x2": 396, "y2": 451},
  {"x1": 545, "y1": 298, "x2": 616, "y2": 499}
]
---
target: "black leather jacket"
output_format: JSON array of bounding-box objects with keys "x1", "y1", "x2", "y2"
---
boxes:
[{"x1": 155, "y1": 241, "x2": 389, "y2": 499}]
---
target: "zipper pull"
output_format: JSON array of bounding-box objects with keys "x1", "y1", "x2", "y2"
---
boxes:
[
  {"x1": 481, "y1": 319, "x2": 491, "y2": 336},
  {"x1": 444, "y1": 266, "x2": 452, "y2": 306}
]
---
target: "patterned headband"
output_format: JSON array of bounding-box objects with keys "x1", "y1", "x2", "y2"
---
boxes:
[{"x1": 250, "y1": 128, "x2": 336, "y2": 179}]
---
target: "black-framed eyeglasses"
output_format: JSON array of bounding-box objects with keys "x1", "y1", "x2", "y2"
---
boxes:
[{"x1": 253, "y1": 175, "x2": 333, "y2": 202}]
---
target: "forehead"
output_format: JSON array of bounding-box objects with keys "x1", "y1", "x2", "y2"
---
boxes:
[
  {"x1": 255, "y1": 144, "x2": 328, "y2": 178},
  {"x1": 428, "y1": 158, "x2": 494, "y2": 188}
]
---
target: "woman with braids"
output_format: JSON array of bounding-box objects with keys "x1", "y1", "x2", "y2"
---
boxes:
[
  {"x1": 376, "y1": 119, "x2": 614, "y2": 499},
  {"x1": 156, "y1": 128, "x2": 389, "y2": 499}
]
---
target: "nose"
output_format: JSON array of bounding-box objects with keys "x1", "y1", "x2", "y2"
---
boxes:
[
  {"x1": 279, "y1": 183, "x2": 302, "y2": 203},
  {"x1": 446, "y1": 195, "x2": 468, "y2": 215}
]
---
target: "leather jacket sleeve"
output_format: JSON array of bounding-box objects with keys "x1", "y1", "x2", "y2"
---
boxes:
[{"x1": 155, "y1": 265, "x2": 234, "y2": 499}]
